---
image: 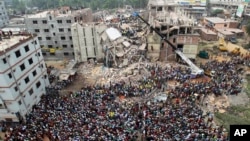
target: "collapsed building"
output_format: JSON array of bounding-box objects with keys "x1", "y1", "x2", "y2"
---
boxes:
[{"x1": 147, "y1": 0, "x2": 200, "y2": 60}]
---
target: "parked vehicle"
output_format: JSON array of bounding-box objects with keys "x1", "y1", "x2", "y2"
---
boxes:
[
  {"x1": 198, "y1": 50, "x2": 209, "y2": 59},
  {"x1": 230, "y1": 37, "x2": 237, "y2": 44}
]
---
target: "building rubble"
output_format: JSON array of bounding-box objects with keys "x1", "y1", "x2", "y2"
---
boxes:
[{"x1": 101, "y1": 17, "x2": 150, "y2": 68}]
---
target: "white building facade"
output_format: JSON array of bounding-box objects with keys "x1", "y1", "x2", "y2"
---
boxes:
[
  {"x1": 0, "y1": 33, "x2": 49, "y2": 122},
  {"x1": 0, "y1": 0, "x2": 9, "y2": 28},
  {"x1": 71, "y1": 23, "x2": 107, "y2": 62},
  {"x1": 24, "y1": 7, "x2": 93, "y2": 60}
]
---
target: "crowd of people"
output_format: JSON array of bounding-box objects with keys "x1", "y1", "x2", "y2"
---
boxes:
[{"x1": 2, "y1": 56, "x2": 249, "y2": 141}]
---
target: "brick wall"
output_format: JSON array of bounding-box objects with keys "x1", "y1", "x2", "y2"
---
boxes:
[
  {"x1": 162, "y1": 35, "x2": 200, "y2": 61},
  {"x1": 200, "y1": 31, "x2": 217, "y2": 41}
]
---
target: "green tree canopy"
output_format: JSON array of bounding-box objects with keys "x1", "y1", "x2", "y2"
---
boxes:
[{"x1": 13, "y1": 0, "x2": 148, "y2": 11}]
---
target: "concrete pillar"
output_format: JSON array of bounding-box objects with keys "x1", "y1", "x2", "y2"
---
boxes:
[
  {"x1": 185, "y1": 27, "x2": 187, "y2": 34},
  {"x1": 167, "y1": 25, "x2": 169, "y2": 39}
]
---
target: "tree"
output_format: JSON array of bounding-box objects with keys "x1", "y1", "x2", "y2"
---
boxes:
[{"x1": 12, "y1": 0, "x2": 26, "y2": 14}]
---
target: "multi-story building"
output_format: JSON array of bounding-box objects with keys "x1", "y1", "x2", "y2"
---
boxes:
[
  {"x1": 0, "y1": 32, "x2": 49, "y2": 122},
  {"x1": 0, "y1": 0, "x2": 9, "y2": 28},
  {"x1": 24, "y1": 7, "x2": 93, "y2": 60},
  {"x1": 147, "y1": 0, "x2": 200, "y2": 61},
  {"x1": 71, "y1": 23, "x2": 107, "y2": 62}
]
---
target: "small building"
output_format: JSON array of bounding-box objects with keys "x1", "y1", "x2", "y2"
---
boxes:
[
  {"x1": 204, "y1": 17, "x2": 239, "y2": 30},
  {"x1": 199, "y1": 28, "x2": 217, "y2": 41},
  {"x1": 0, "y1": 32, "x2": 50, "y2": 122},
  {"x1": 215, "y1": 28, "x2": 244, "y2": 39}
]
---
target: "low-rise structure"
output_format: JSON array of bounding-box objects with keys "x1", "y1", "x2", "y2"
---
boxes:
[
  {"x1": 215, "y1": 28, "x2": 244, "y2": 39},
  {"x1": 199, "y1": 28, "x2": 218, "y2": 41},
  {"x1": 0, "y1": 32, "x2": 49, "y2": 122},
  {"x1": 204, "y1": 17, "x2": 239, "y2": 30}
]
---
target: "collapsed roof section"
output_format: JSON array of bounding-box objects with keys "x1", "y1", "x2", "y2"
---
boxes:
[
  {"x1": 101, "y1": 26, "x2": 149, "y2": 68},
  {"x1": 105, "y1": 27, "x2": 122, "y2": 41}
]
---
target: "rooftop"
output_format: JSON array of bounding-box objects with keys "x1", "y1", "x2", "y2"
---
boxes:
[
  {"x1": 215, "y1": 28, "x2": 234, "y2": 35},
  {"x1": 25, "y1": 8, "x2": 91, "y2": 19},
  {"x1": 25, "y1": 11, "x2": 49, "y2": 18},
  {"x1": 205, "y1": 17, "x2": 237, "y2": 24},
  {"x1": 200, "y1": 28, "x2": 217, "y2": 35},
  {"x1": 215, "y1": 28, "x2": 243, "y2": 35},
  {"x1": 148, "y1": 0, "x2": 176, "y2": 6},
  {"x1": 0, "y1": 33, "x2": 34, "y2": 53}
]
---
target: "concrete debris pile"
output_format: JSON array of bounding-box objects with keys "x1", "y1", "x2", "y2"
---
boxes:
[
  {"x1": 92, "y1": 62, "x2": 172, "y2": 87},
  {"x1": 96, "y1": 62, "x2": 151, "y2": 86},
  {"x1": 101, "y1": 23, "x2": 149, "y2": 68}
]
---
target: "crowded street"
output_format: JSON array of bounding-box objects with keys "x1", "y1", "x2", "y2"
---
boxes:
[{"x1": 2, "y1": 55, "x2": 250, "y2": 141}]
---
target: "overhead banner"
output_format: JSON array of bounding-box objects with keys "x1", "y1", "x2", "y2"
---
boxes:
[
  {"x1": 236, "y1": 4, "x2": 245, "y2": 17},
  {"x1": 178, "y1": 0, "x2": 206, "y2": 6}
]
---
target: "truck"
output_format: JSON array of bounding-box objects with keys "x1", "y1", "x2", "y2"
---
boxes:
[
  {"x1": 198, "y1": 50, "x2": 209, "y2": 59},
  {"x1": 218, "y1": 38, "x2": 227, "y2": 51}
]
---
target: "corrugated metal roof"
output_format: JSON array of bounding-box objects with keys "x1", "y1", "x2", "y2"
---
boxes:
[{"x1": 105, "y1": 27, "x2": 122, "y2": 41}]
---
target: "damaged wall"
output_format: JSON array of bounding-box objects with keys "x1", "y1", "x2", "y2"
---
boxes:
[{"x1": 71, "y1": 23, "x2": 108, "y2": 62}]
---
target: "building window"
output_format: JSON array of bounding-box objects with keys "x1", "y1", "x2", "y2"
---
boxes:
[
  {"x1": 91, "y1": 28, "x2": 94, "y2": 36},
  {"x1": 42, "y1": 20, "x2": 47, "y2": 24},
  {"x1": 51, "y1": 24, "x2": 54, "y2": 28},
  {"x1": 33, "y1": 20, "x2": 38, "y2": 24},
  {"x1": 44, "y1": 75, "x2": 47, "y2": 79},
  {"x1": 68, "y1": 28, "x2": 71, "y2": 32},
  {"x1": 57, "y1": 20, "x2": 62, "y2": 23},
  {"x1": 64, "y1": 52, "x2": 69, "y2": 56},
  {"x1": 24, "y1": 45, "x2": 30, "y2": 52},
  {"x1": 48, "y1": 45, "x2": 53, "y2": 48},
  {"x1": 8, "y1": 73, "x2": 12, "y2": 79},
  {"x1": 24, "y1": 77, "x2": 30, "y2": 84},
  {"x1": 2, "y1": 58, "x2": 7, "y2": 64},
  {"x1": 29, "y1": 88, "x2": 34, "y2": 95},
  {"x1": 28, "y1": 58, "x2": 33, "y2": 65},
  {"x1": 42, "y1": 52, "x2": 46, "y2": 56},
  {"x1": 34, "y1": 29, "x2": 40, "y2": 32},
  {"x1": 173, "y1": 38, "x2": 176, "y2": 43},
  {"x1": 72, "y1": 52, "x2": 75, "y2": 56},
  {"x1": 84, "y1": 38, "x2": 87, "y2": 46},
  {"x1": 18, "y1": 100, "x2": 22, "y2": 105},
  {"x1": 46, "y1": 37, "x2": 51, "y2": 40},
  {"x1": 44, "y1": 29, "x2": 49, "y2": 32},
  {"x1": 69, "y1": 36, "x2": 72, "y2": 40},
  {"x1": 32, "y1": 41, "x2": 37, "y2": 45},
  {"x1": 62, "y1": 45, "x2": 67, "y2": 48},
  {"x1": 38, "y1": 37, "x2": 42, "y2": 40},
  {"x1": 93, "y1": 38, "x2": 95, "y2": 45},
  {"x1": 66, "y1": 20, "x2": 71, "y2": 23},
  {"x1": 61, "y1": 36, "x2": 66, "y2": 40},
  {"x1": 86, "y1": 48, "x2": 88, "y2": 56},
  {"x1": 83, "y1": 28, "x2": 85, "y2": 36},
  {"x1": 15, "y1": 50, "x2": 21, "y2": 58},
  {"x1": 32, "y1": 70, "x2": 37, "y2": 76},
  {"x1": 36, "y1": 81, "x2": 41, "y2": 88},
  {"x1": 59, "y1": 28, "x2": 64, "y2": 32},
  {"x1": 71, "y1": 44, "x2": 73, "y2": 48},
  {"x1": 20, "y1": 63, "x2": 25, "y2": 71},
  {"x1": 14, "y1": 86, "x2": 18, "y2": 92}
]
